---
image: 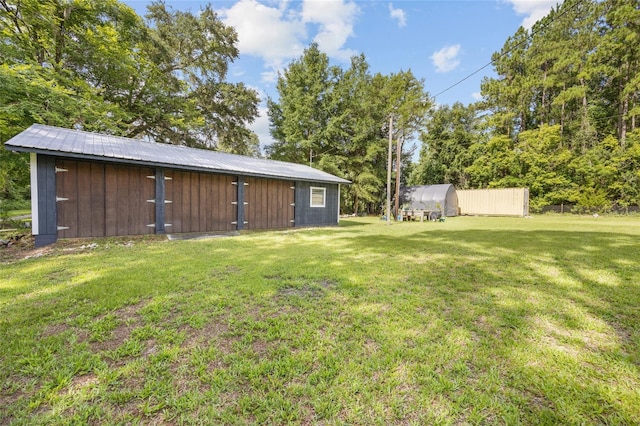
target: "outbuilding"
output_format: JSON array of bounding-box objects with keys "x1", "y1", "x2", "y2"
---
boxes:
[
  {"x1": 6, "y1": 124, "x2": 350, "y2": 247},
  {"x1": 400, "y1": 184, "x2": 459, "y2": 217}
]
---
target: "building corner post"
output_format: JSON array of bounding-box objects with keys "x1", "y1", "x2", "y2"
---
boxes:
[{"x1": 33, "y1": 154, "x2": 58, "y2": 247}]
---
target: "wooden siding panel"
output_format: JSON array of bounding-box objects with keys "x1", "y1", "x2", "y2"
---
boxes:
[
  {"x1": 166, "y1": 170, "x2": 237, "y2": 233},
  {"x1": 104, "y1": 164, "x2": 118, "y2": 236},
  {"x1": 76, "y1": 161, "x2": 93, "y2": 237},
  {"x1": 143, "y1": 170, "x2": 155, "y2": 233},
  {"x1": 56, "y1": 159, "x2": 77, "y2": 238},
  {"x1": 128, "y1": 166, "x2": 141, "y2": 234},
  {"x1": 55, "y1": 160, "x2": 243, "y2": 239},
  {"x1": 170, "y1": 171, "x2": 182, "y2": 233},
  {"x1": 90, "y1": 162, "x2": 105, "y2": 236},
  {"x1": 56, "y1": 160, "x2": 155, "y2": 239},
  {"x1": 182, "y1": 171, "x2": 191, "y2": 232},
  {"x1": 200, "y1": 173, "x2": 209, "y2": 231},
  {"x1": 115, "y1": 165, "x2": 130, "y2": 235},
  {"x1": 246, "y1": 177, "x2": 293, "y2": 230},
  {"x1": 228, "y1": 176, "x2": 238, "y2": 230}
]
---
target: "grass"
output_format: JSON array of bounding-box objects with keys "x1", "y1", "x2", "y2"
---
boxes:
[
  {"x1": 1, "y1": 215, "x2": 639, "y2": 425},
  {"x1": 5, "y1": 209, "x2": 31, "y2": 218}
]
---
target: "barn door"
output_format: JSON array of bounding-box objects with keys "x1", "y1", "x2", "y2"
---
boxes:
[
  {"x1": 55, "y1": 160, "x2": 155, "y2": 238},
  {"x1": 164, "y1": 170, "x2": 237, "y2": 233},
  {"x1": 244, "y1": 177, "x2": 295, "y2": 230}
]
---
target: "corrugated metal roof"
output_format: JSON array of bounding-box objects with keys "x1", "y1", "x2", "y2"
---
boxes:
[{"x1": 5, "y1": 124, "x2": 350, "y2": 184}]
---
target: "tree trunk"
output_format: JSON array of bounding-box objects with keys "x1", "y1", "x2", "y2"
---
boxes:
[
  {"x1": 394, "y1": 137, "x2": 402, "y2": 220},
  {"x1": 618, "y1": 63, "x2": 629, "y2": 149},
  {"x1": 541, "y1": 68, "x2": 547, "y2": 126},
  {"x1": 581, "y1": 77, "x2": 589, "y2": 153},
  {"x1": 620, "y1": 96, "x2": 628, "y2": 148}
]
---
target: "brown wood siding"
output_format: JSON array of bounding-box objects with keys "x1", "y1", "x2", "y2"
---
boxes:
[
  {"x1": 245, "y1": 177, "x2": 294, "y2": 229},
  {"x1": 56, "y1": 160, "x2": 155, "y2": 238},
  {"x1": 164, "y1": 171, "x2": 237, "y2": 233}
]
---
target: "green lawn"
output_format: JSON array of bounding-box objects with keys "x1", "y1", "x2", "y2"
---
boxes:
[{"x1": 1, "y1": 216, "x2": 639, "y2": 425}]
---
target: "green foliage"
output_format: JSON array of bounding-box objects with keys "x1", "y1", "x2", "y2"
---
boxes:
[
  {"x1": 413, "y1": 0, "x2": 639, "y2": 209},
  {"x1": 0, "y1": 0, "x2": 260, "y2": 206},
  {"x1": 266, "y1": 44, "x2": 334, "y2": 165},
  {"x1": 409, "y1": 103, "x2": 482, "y2": 187},
  {"x1": 267, "y1": 48, "x2": 431, "y2": 214}
]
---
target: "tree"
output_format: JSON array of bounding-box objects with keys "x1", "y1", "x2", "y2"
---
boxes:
[
  {"x1": 471, "y1": 0, "x2": 639, "y2": 209},
  {"x1": 465, "y1": 135, "x2": 520, "y2": 189},
  {"x1": 0, "y1": 0, "x2": 259, "y2": 147},
  {"x1": 410, "y1": 103, "x2": 482, "y2": 187},
  {"x1": 266, "y1": 43, "x2": 336, "y2": 165},
  {"x1": 320, "y1": 55, "x2": 387, "y2": 214},
  {"x1": 516, "y1": 125, "x2": 574, "y2": 207},
  {"x1": 1, "y1": 0, "x2": 260, "y2": 204},
  {"x1": 593, "y1": 0, "x2": 640, "y2": 147}
]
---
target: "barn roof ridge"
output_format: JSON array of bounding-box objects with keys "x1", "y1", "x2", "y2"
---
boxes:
[{"x1": 6, "y1": 124, "x2": 350, "y2": 184}]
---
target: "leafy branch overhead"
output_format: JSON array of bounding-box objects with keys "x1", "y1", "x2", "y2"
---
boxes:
[{"x1": 0, "y1": 0, "x2": 259, "y2": 153}]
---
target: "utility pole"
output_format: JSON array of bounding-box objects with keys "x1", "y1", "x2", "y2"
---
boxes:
[
  {"x1": 386, "y1": 116, "x2": 393, "y2": 225},
  {"x1": 394, "y1": 135, "x2": 403, "y2": 220}
]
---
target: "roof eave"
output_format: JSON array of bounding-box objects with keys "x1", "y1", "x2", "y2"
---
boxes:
[{"x1": 5, "y1": 144, "x2": 351, "y2": 185}]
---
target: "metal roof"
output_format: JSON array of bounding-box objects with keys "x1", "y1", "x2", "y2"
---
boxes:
[{"x1": 5, "y1": 124, "x2": 350, "y2": 184}]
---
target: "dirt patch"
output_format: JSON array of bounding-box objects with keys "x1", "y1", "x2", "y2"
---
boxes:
[
  {"x1": 181, "y1": 317, "x2": 232, "y2": 353},
  {"x1": 67, "y1": 373, "x2": 99, "y2": 391},
  {"x1": 0, "y1": 234, "x2": 48, "y2": 264},
  {"x1": 0, "y1": 234, "x2": 166, "y2": 265},
  {"x1": 83, "y1": 301, "x2": 147, "y2": 354},
  {"x1": 41, "y1": 322, "x2": 71, "y2": 338},
  {"x1": 0, "y1": 376, "x2": 42, "y2": 412},
  {"x1": 277, "y1": 278, "x2": 337, "y2": 299}
]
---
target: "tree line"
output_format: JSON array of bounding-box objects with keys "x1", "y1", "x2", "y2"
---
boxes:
[
  {"x1": 411, "y1": 0, "x2": 639, "y2": 212},
  {"x1": 269, "y1": 0, "x2": 639, "y2": 213},
  {"x1": 267, "y1": 44, "x2": 431, "y2": 215},
  {"x1": 2, "y1": 0, "x2": 638, "y2": 214}
]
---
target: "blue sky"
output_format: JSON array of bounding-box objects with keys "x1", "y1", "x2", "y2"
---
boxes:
[{"x1": 122, "y1": 0, "x2": 559, "y2": 148}]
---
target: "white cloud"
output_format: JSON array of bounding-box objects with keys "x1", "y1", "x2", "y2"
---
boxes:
[
  {"x1": 301, "y1": 0, "x2": 359, "y2": 60},
  {"x1": 220, "y1": 0, "x2": 306, "y2": 71},
  {"x1": 502, "y1": 0, "x2": 558, "y2": 29},
  {"x1": 221, "y1": 0, "x2": 359, "y2": 80},
  {"x1": 430, "y1": 44, "x2": 461, "y2": 73},
  {"x1": 389, "y1": 3, "x2": 406, "y2": 28},
  {"x1": 471, "y1": 92, "x2": 482, "y2": 101},
  {"x1": 250, "y1": 105, "x2": 275, "y2": 153}
]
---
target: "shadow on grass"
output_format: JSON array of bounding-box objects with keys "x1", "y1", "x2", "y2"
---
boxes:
[
  {"x1": 338, "y1": 218, "x2": 371, "y2": 227},
  {"x1": 1, "y1": 223, "x2": 639, "y2": 424}
]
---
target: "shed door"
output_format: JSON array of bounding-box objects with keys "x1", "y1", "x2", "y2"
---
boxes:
[
  {"x1": 164, "y1": 171, "x2": 237, "y2": 233},
  {"x1": 244, "y1": 177, "x2": 295, "y2": 230},
  {"x1": 56, "y1": 160, "x2": 155, "y2": 238}
]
